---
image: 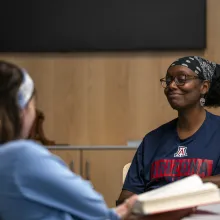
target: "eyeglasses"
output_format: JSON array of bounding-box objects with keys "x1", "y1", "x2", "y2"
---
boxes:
[{"x1": 160, "y1": 74, "x2": 200, "y2": 88}]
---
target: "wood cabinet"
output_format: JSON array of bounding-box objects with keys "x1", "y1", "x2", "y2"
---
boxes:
[
  {"x1": 49, "y1": 149, "x2": 81, "y2": 174},
  {"x1": 82, "y1": 149, "x2": 135, "y2": 207},
  {"x1": 48, "y1": 147, "x2": 136, "y2": 207}
]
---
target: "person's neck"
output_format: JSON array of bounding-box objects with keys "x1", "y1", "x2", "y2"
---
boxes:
[{"x1": 177, "y1": 107, "x2": 206, "y2": 132}]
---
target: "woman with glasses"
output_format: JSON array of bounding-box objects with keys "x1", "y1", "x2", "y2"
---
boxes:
[
  {"x1": 118, "y1": 56, "x2": 220, "y2": 205},
  {"x1": 0, "y1": 60, "x2": 194, "y2": 220}
]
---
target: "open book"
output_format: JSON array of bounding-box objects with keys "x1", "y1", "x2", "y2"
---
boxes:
[{"x1": 132, "y1": 175, "x2": 220, "y2": 215}]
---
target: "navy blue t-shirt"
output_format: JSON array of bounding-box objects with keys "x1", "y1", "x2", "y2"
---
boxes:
[{"x1": 123, "y1": 111, "x2": 220, "y2": 194}]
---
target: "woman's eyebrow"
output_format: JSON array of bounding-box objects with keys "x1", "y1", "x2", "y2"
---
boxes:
[{"x1": 167, "y1": 70, "x2": 188, "y2": 76}]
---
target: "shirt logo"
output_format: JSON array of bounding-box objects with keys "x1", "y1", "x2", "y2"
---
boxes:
[{"x1": 174, "y1": 146, "x2": 187, "y2": 157}]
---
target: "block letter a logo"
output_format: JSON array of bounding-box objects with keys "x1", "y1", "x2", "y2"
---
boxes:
[{"x1": 174, "y1": 146, "x2": 187, "y2": 157}]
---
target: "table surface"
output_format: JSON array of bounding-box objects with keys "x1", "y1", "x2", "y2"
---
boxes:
[{"x1": 183, "y1": 204, "x2": 220, "y2": 219}]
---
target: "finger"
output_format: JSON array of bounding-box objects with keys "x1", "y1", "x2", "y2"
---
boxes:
[
  {"x1": 125, "y1": 195, "x2": 138, "y2": 209},
  {"x1": 192, "y1": 207, "x2": 197, "y2": 213},
  {"x1": 115, "y1": 195, "x2": 138, "y2": 219}
]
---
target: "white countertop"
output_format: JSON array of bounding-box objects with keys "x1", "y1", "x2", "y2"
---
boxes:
[
  {"x1": 47, "y1": 145, "x2": 138, "y2": 150},
  {"x1": 184, "y1": 204, "x2": 220, "y2": 220}
]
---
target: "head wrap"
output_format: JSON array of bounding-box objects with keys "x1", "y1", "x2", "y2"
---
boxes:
[
  {"x1": 17, "y1": 69, "x2": 34, "y2": 109},
  {"x1": 168, "y1": 56, "x2": 220, "y2": 82}
]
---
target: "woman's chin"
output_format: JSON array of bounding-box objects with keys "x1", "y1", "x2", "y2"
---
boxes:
[{"x1": 169, "y1": 101, "x2": 183, "y2": 110}]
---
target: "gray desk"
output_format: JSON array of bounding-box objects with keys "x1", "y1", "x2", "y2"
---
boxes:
[{"x1": 184, "y1": 204, "x2": 220, "y2": 219}]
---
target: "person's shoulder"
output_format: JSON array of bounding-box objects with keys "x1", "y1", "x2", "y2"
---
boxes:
[
  {"x1": 144, "y1": 118, "x2": 177, "y2": 140},
  {"x1": 1, "y1": 140, "x2": 50, "y2": 160},
  {"x1": 3, "y1": 140, "x2": 67, "y2": 172},
  {"x1": 206, "y1": 111, "x2": 220, "y2": 130},
  {"x1": 136, "y1": 118, "x2": 177, "y2": 150},
  {"x1": 207, "y1": 111, "x2": 220, "y2": 122}
]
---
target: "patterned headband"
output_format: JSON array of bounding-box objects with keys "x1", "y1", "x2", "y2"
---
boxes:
[
  {"x1": 169, "y1": 56, "x2": 217, "y2": 82},
  {"x1": 17, "y1": 69, "x2": 34, "y2": 109}
]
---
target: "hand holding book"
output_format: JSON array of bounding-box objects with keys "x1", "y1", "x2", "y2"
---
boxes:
[
  {"x1": 132, "y1": 175, "x2": 220, "y2": 216},
  {"x1": 115, "y1": 193, "x2": 196, "y2": 220}
]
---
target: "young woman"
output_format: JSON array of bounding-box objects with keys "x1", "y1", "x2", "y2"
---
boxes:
[
  {"x1": 0, "y1": 61, "x2": 194, "y2": 220},
  {"x1": 118, "y1": 56, "x2": 220, "y2": 204}
]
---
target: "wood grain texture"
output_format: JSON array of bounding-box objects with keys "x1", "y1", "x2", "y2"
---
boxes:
[
  {"x1": 49, "y1": 149, "x2": 81, "y2": 174},
  {"x1": 82, "y1": 149, "x2": 136, "y2": 207},
  {"x1": 0, "y1": 1, "x2": 219, "y2": 145}
]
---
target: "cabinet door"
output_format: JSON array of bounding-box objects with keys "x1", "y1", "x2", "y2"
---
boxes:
[
  {"x1": 82, "y1": 149, "x2": 136, "y2": 208},
  {"x1": 49, "y1": 149, "x2": 81, "y2": 174}
]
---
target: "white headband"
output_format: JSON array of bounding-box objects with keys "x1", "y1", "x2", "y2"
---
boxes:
[{"x1": 17, "y1": 69, "x2": 34, "y2": 109}]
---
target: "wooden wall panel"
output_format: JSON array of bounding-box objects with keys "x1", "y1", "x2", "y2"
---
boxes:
[
  {"x1": 203, "y1": 0, "x2": 220, "y2": 117},
  {"x1": 82, "y1": 149, "x2": 136, "y2": 207},
  {"x1": 0, "y1": 0, "x2": 219, "y2": 145}
]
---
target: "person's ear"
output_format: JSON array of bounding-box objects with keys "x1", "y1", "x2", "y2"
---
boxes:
[
  {"x1": 19, "y1": 109, "x2": 25, "y2": 122},
  {"x1": 200, "y1": 80, "x2": 210, "y2": 95}
]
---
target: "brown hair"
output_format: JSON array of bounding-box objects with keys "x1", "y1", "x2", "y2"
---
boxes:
[{"x1": 0, "y1": 61, "x2": 24, "y2": 144}]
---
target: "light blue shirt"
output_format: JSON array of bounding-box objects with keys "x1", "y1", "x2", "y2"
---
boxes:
[{"x1": 0, "y1": 140, "x2": 120, "y2": 220}]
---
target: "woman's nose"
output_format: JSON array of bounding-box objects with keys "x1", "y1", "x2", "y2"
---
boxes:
[{"x1": 168, "y1": 79, "x2": 178, "y2": 89}]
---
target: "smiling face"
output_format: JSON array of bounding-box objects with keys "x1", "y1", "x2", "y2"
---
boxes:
[{"x1": 164, "y1": 65, "x2": 210, "y2": 110}]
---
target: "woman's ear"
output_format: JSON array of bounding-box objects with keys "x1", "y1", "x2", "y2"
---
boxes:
[
  {"x1": 19, "y1": 109, "x2": 24, "y2": 118},
  {"x1": 19, "y1": 108, "x2": 26, "y2": 125},
  {"x1": 200, "y1": 80, "x2": 210, "y2": 95}
]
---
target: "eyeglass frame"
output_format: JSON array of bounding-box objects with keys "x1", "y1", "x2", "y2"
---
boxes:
[{"x1": 160, "y1": 74, "x2": 202, "y2": 88}]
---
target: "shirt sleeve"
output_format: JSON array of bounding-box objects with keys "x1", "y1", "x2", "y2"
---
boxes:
[
  {"x1": 14, "y1": 144, "x2": 120, "y2": 220},
  {"x1": 122, "y1": 141, "x2": 146, "y2": 194}
]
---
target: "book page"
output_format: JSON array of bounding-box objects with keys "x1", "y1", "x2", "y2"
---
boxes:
[
  {"x1": 143, "y1": 182, "x2": 217, "y2": 201},
  {"x1": 138, "y1": 175, "x2": 203, "y2": 201}
]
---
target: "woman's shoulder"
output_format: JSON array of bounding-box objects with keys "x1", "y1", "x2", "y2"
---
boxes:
[
  {"x1": 0, "y1": 140, "x2": 67, "y2": 173},
  {"x1": 144, "y1": 118, "x2": 177, "y2": 140},
  {"x1": 206, "y1": 111, "x2": 220, "y2": 127},
  {"x1": 146, "y1": 118, "x2": 177, "y2": 136},
  {"x1": 0, "y1": 140, "x2": 50, "y2": 159},
  {"x1": 207, "y1": 111, "x2": 220, "y2": 120}
]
